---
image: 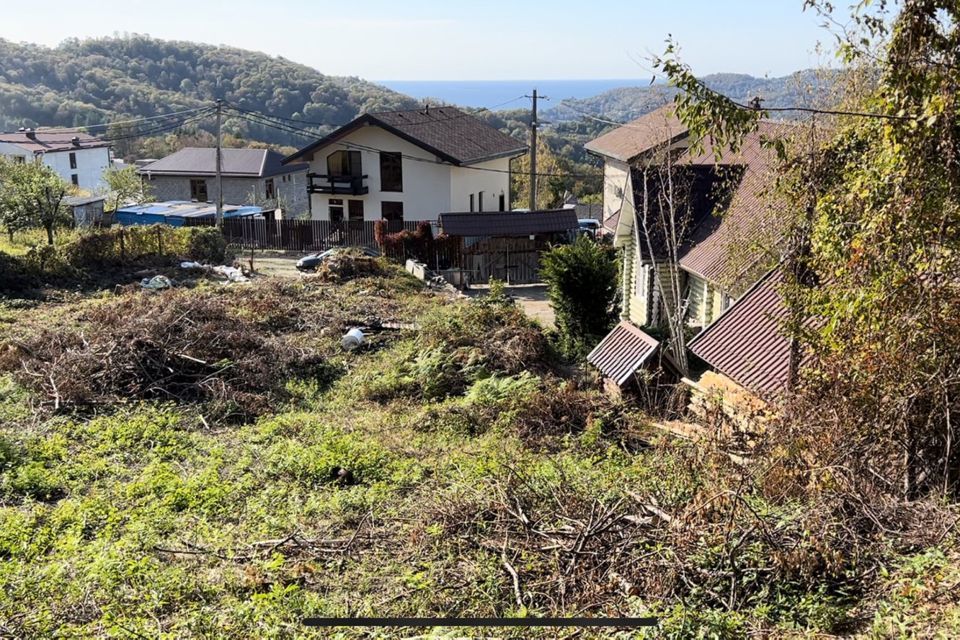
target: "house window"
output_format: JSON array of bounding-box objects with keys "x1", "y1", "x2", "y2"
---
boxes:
[
  {"x1": 379, "y1": 152, "x2": 402, "y2": 192},
  {"x1": 265, "y1": 178, "x2": 275, "y2": 199},
  {"x1": 69, "y1": 152, "x2": 77, "y2": 169},
  {"x1": 498, "y1": 193, "x2": 506, "y2": 211},
  {"x1": 478, "y1": 191, "x2": 484, "y2": 212},
  {"x1": 329, "y1": 198, "x2": 344, "y2": 223},
  {"x1": 469, "y1": 194, "x2": 475, "y2": 212},
  {"x1": 71, "y1": 174, "x2": 79, "y2": 186},
  {"x1": 190, "y1": 179, "x2": 208, "y2": 202},
  {"x1": 381, "y1": 201, "x2": 404, "y2": 231},
  {"x1": 327, "y1": 150, "x2": 362, "y2": 177},
  {"x1": 13, "y1": 156, "x2": 25, "y2": 164}
]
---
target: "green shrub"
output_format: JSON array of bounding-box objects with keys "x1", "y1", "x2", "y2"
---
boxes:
[{"x1": 539, "y1": 235, "x2": 619, "y2": 359}]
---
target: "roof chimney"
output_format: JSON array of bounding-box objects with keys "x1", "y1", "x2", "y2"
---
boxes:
[
  {"x1": 71, "y1": 136, "x2": 81, "y2": 146},
  {"x1": 24, "y1": 128, "x2": 36, "y2": 140}
]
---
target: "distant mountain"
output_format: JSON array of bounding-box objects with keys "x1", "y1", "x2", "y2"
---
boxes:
[
  {"x1": 543, "y1": 71, "x2": 837, "y2": 123},
  {"x1": 0, "y1": 35, "x2": 419, "y2": 155}
]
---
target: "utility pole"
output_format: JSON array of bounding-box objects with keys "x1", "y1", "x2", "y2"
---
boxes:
[
  {"x1": 215, "y1": 99, "x2": 223, "y2": 228},
  {"x1": 528, "y1": 89, "x2": 538, "y2": 211}
]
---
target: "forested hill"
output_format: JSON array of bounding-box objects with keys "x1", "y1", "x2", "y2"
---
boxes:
[
  {"x1": 543, "y1": 70, "x2": 837, "y2": 123},
  {"x1": 0, "y1": 35, "x2": 419, "y2": 153}
]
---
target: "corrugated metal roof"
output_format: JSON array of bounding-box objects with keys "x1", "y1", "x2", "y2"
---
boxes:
[
  {"x1": 0, "y1": 130, "x2": 110, "y2": 153},
  {"x1": 674, "y1": 122, "x2": 794, "y2": 294},
  {"x1": 584, "y1": 105, "x2": 687, "y2": 162},
  {"x1": 587, "y1": 321, "x2": 664, "y2": 386},
  {"x1": 285, "y1": 106, "x2": 527, "y2": 166},
  {"x1": 439, "y1": 209, "x2": 578, "y2": 237},
  {"x1": 688, "y1": 267, "x2": 793, "y2": 398},
  {"x1": 139, "y1": 148, "x2": 308, "y2": 178}
]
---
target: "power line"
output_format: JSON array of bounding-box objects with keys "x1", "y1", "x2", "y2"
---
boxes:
[
  {"x1": 25, "y1": 106, "x2": 212, "y2": 135},
  {"x1": 95, "y1": 108, "x2": 216, "y2": 143},
  {"x1": 225, "y1": 107, "x2": 602, "y2": 180}
]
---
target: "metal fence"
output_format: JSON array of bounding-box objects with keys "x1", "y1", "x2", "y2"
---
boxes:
[{"x1": 214, "y1": 218, "x2": 422, "y2": 252}]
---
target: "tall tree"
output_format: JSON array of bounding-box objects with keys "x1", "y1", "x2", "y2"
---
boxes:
[
  {"x1": 0, "y1": 159, "x2": 70, "y2": 244},
  {"x1": 103, "y1": 166, "x2": 151, "y2": 213}
]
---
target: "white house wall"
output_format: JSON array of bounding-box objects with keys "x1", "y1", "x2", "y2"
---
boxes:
[
  {"x1": 41, "y1": 147, "x2": 111, "y2": 192},
  {"x1": 0, "y1": 143, "x2": 111, "y2": 192},
  {"x1": 603, "y1": 159, "x2": 630, "y2": 224},
  {"x1": 449, "y1": 157, "x2": 511, "y2": 212},
  {"x1": 306, "y1": 125, "x2": 513, "y2": 222}
]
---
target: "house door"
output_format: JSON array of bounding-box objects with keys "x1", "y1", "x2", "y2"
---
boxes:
[{"x1": 348, "y1": 200, "x2": 364, "y2": 231}]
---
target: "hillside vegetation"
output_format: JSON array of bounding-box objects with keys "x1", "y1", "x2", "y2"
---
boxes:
[
  {"x1": 0, "y1": 35, "x2": 418, "y2": 152},
  {"x1": 544, "y1": 71, "x2": 838, "y2": 124}
]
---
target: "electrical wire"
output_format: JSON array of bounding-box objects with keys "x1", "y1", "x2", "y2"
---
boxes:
[
  {"x1": 30, "y1": 106, "x2": 213, "y2": 135},
  {"x1": 94, "y1": 108, "x2": 216, "y2": 142}
]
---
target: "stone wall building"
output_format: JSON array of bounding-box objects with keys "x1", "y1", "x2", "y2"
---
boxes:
[{"x1": 139, "y1": 148, "x2": 309, "y2": 218}]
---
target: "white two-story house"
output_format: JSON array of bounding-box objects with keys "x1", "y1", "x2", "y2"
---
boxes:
[
  {"x1": 283, "y1": 106, "x2": 527, "y2": 225},
  {"x1": 0, "y1": 129, "x2": 112, "y2": 191}
]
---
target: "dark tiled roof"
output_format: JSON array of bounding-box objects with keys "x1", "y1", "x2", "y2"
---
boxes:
[
  {"x1": 139, "y1": 148, "x2": 308, "y2": 178},
  {"x1": 688, "y1": 267, "x2": 793, "y2": 398},
  {"x1": 284, "y1": 107, "x2": 527, "y2": 166},
  {"x1": 587, "y1": 321, "x2": 666, "y2": 386},
  {"x1": 438, "y1": 209, "x2": 578, "y2": 237},
  {"x1": 584, "y1": 105, "x2": 687, "y2": 162},
  {"x1": 0, "y1": 130, "x2": 110, "y2": 153}
]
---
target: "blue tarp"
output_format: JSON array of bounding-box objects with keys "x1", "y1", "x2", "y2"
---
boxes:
[{"x1": 115, "y1": 201, "x2": 262, "y2": 227}]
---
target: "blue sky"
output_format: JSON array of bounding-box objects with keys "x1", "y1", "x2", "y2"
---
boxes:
[{"x1": 1, "y1": 1, "x2": 832, "y2": 80}]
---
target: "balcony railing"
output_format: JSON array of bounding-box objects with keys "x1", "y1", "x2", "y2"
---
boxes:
[{"x1": 307, "y1": 173, "x2": 369, "y2": 195}]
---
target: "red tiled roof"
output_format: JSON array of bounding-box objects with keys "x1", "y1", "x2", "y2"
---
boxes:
[
  {"x1": 0, "y1": 129, "x2": 110, "y2": 153},
  {"x1": 688, "y1": 267, "x2": 793, "y2": 398},
  {"x1": 587, "y1": 321, "x2": 668, "y2": 386}
]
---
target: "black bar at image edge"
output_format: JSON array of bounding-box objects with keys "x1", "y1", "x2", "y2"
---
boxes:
[{"x1": 303, "y1": 617, "x2": 658, "y2": 628}]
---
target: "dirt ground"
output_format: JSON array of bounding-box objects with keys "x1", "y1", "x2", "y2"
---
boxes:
[
  {"x1": 246, "y1": 252, "x2": 303, "y2": 278},
  {"x1": 245, "y1": 252, "x2": 556, "y2": 328},
  {"x1": 464, "y1": 283, "x2": 555, "y2": 329}
]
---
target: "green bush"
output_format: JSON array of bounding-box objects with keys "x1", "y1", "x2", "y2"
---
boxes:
[{"x1": 539, "y1": 235, "x2": 619, "y2": 359}]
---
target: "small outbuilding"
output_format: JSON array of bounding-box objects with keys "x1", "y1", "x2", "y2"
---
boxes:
[
  {"x1": 587, "y1": 321, "x2": 681, "y2": 397},
  {"x1": 64, "y1": 195, "x2": 108, "y2": 227},
  {"x1": 438, "y1": 209, "x2": 579, "y2": 284}
]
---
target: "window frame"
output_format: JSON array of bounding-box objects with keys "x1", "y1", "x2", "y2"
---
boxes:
[
  {"x1": 264, "y1": 178, "x2": 275, "y2": 199},
  {"x1": 69, "y1": 152, "x2": 77, "y2": 170},
  {"x1": 379, "y1": 151, "x2": 403, "y2": 192},
  {"x1": 190, "y1": 179, "x2": 209, "y2": 202}
]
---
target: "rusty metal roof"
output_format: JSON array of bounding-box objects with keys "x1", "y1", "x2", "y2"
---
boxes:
[
  {"x1": 688, "y1": 267, "x2": 793, "y2": 398},
  {"x1": 676, "y1": 122, "x2": 794, "y2": 294},
  {"x1": 584, "y1": 104, "x2": 687, "y2": 163},
  {"x1": 587, "y1": 321, "x2": 666, "y2": 386},
  {"x1": 439, "y1": 209, "x2": 578, "y2": 237}
]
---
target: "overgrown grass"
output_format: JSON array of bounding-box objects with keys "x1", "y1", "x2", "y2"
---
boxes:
[{"x1": 0, "y1": 270, "x2": 957, "y2": 639}]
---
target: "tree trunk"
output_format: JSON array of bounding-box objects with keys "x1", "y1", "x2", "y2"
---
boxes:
[{"x1": 45, "y1": 223, "x2": 54, "y2": 246}]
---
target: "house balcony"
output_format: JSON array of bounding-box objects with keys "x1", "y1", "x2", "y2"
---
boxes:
[{"x1": 307, "y1": 173, "x2": 369, "y2": 196}]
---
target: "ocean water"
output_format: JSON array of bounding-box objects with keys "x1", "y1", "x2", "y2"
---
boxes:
[{"x1": 378, "y1": 79, "x2": 648, "y2": 110}]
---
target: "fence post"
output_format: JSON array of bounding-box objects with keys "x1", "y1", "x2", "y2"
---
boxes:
[
  {"x1": 157, "y1": 226, "x2": 163, "y2": 256},
  {"x1": 119, "y1": 227, "x2": 125, "y2": 263}
]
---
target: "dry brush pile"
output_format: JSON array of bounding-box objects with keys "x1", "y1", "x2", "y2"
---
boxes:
[{"x1": 0, "y1": 271, "x2": 432, "y2": 421}]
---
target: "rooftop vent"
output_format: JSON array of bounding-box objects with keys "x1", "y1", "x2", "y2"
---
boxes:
[
  {"x1": 24, "y1": 128, "x2": 36, "y2": 140},
  {"x1": 71, "y1": 136, "x2": 81, "y2": 146}
]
